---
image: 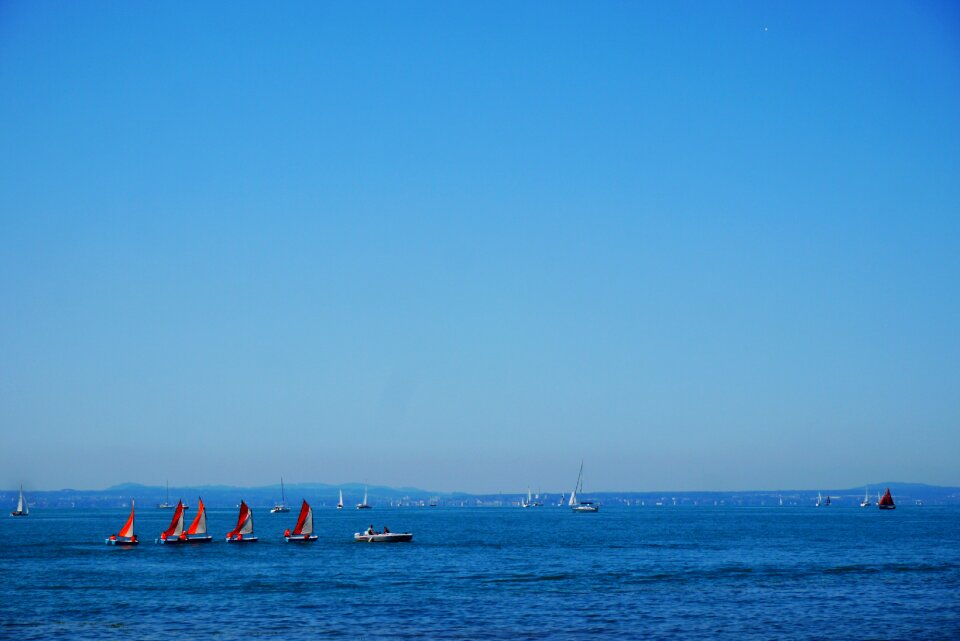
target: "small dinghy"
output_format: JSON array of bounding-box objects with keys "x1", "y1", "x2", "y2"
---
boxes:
[
  {"x1": 10, "y1": 485, "x2": 28, "y2": 517},
  {"x1": 183, "y1": 497, "x2": 213, "y2": 542},
  {"x1": 226, "y1": 500, "x2": 258, "y2": 542},
  {"x1": 106, "y1": 500, "x2": 139, "y2": 545},
  {"x1": 878, "y1": 488, "x2": 896, "y2": 510},
  {"x1": 158, "y1": 500, "x2": 188, "y2": 544},
  {"x1": 285, "y1": 500, "x2": 318, "y2": 542},
  {"x1": 354, "y1": 526, "x2": 412, "y2": 543}
]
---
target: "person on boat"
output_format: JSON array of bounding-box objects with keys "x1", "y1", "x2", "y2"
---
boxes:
[
  {"x1": 383, "y1": 526, "x2": 390, "y2": 534},
  {"x1": 367, "y1": 525, "x2": 375, "y2": 535},
  {"x1": 284, "y1": 528, "x2": 291, "y2": 537}
]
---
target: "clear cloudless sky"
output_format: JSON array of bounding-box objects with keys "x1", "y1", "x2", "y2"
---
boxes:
[{"x1": 1, "y1": 1, "x2": 959, "y2": 493}]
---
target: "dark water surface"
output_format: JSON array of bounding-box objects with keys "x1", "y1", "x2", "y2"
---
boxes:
[{"x1": 1, "y1": 506, "x2": 958, "y2": 640}]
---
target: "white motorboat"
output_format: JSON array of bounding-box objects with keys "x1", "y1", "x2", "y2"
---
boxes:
[{"x1": 354, "y1": 530, "x2": 412, "y2": 543}]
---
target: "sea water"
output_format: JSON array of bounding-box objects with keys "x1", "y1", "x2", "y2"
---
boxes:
[{"x1": 1, "y1": 506, "x2": 958, "y2": 640}]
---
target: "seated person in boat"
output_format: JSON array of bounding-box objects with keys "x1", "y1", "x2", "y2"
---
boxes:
[
  {"x1": 366, "y1": 525, "x2": 376, "y2": 535},
  {"x1": 383, "y1": 526, "x2": 390, "y2": 534}
]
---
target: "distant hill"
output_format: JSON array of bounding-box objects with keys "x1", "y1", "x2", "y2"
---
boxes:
[{"x1": 3, "y1": 481, "x2": 960, "y2": 509}]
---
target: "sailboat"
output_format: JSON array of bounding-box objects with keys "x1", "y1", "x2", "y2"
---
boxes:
[
  {"x1": 158, "y1": 500, "x2": 187, "y2": 543},
  {"x1": 10, "y1": 485, "x2": 28, "y2": 517},
  {"x1": 270, "y1": 477, "x2": 290, "y2": 513},
  {"x1": 285, "y1": 500, "x2": 318, "y2": 542},
  {"x1": 521, "y1": 488, "x2": 532, "y2": 508},
  {"x1": 878, "y1": 487, "x2": 896, "y2": 510},
  {"x1": 860, "y1": 487, "x2": 872, "y2": 508},
  {"x1": 106, "y1": 500, "x2": 138, "y2": 545},
  {"x1": 184, "y1": 497, "x2": 213, "y2": 542},
  {"x1": 337, "y1": 489, "x2": 344, "y2": 510},
  {"x1": 226, "y1": 500, "x2": 258, "y2": 542},
  {"x1": 570, "y1": 461, "x2": 599, "y2": 513},
  {"x1": 356, "y1": 487, "x2": 371, "y2": 509},
  {"x1": 778, "y1": 495, "x2": 783, "y2": 507},
  {"x1": 158, "y1": 480, "x2": 173, "y2": 509},
  {"x1": 558, "y1": 493, "x2": 565, "y2": 507},
  {"x1": 815, "y1": 492, "x2": 829, "y2": 507}
]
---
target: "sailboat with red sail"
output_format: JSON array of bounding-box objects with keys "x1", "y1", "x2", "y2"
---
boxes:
[
  {"x1": 106, "y1": 500, "x2": 139, "y2": 545},
  {"x1": 226, "y1": 500, "x2": 258, "y2": 542},
  {"x1": 158, "y1": 500, "x2": 187, "y2": 544},
  {"x1": 285, "y1": 500, "x2": 318, "y2": 542},
  {"x1": 878, "y1": 488, "x2": 896, "y2": 510},
  {"x1": 183, "y1": 497, "x2": 213, "y2": 542}
]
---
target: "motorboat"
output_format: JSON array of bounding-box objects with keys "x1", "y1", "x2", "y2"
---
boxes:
[{"x1": 354, "y1": 529, "x2": 413, "y2": 543}]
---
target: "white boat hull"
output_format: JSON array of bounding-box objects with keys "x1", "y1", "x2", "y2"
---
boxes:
[
  {"x1": 105, "y1": 537, "x2": 139, "y2": 546},
  {"x1": 354, "y1": 532, "x2": 413, "y2": 543},
  {"x1": 226, "y1": 535, "x2": 259, "y2": 543},
  {"x1": 285, "y1": 534, "x2": 319, "y2": 542}
]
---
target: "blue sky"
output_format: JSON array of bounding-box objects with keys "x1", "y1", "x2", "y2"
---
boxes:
[{"x1": 1, "y1": 1, "x2": 958, "y2": 492}]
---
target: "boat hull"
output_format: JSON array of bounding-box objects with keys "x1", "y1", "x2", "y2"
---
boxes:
[
  {"x1": 878, "y1": 505, "x2": 896, "y2": 510},
  {"x1": 10, "y1": 511, "x2": 27, "y2": 517},
  {"x1": 354, "y1": 533, "x2": 413, "y2": 543},
  {"x1": 356, "y1": 505, "x2": 372, "y2": 510},
  {"x1": 270, "y1": 507, "x2": 290, "y2": 513},
  {"x1": 106, "y1": 538, "x2": 139, "y2": 545},
  {"x1": 226, "y1": 535, "x2": 259, "y2": 543},
  {"x1": 572, "y1": 507, "x2": 599, "y2": 513},
  {"x1": 285, "y1": 535, "x2": 319, "y2": 543}
]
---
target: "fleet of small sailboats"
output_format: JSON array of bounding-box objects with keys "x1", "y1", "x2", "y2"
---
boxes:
[
  {"x1": 226, "y1": 500, "x2": 257, "y2": 542},
  {"x1": 10, "y1": 485, "x2": 28, "y2": 517},
  {"x1": 284, "y1": 500, "x2": 318, "y2": 542}
]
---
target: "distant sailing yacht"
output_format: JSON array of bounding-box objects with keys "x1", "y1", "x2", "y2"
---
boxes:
[
  {"x1": 270, "y1": 477, "x2": 291, "y2": 513},
  {"x1": 570, "y1": 461, "x2": 599, "y2": 513},
  {"x1": 158, "y1": 481, "x2": 173, "y2": 509},
  {"x1": 815, "y1": 492, "x2": 830, "y2": 507},
  {"x1": 10, "y1": 485, "x2": 28, "y2": 517},
  {"x1": 337, "y1": 489, "x2": 344, "y2": 510},
  {"x1": 860, "y1": 487, "x2": 872, "y2": 508},
  {"x1": 184, "y1": 497, "x2": 213, "y2": 542},
  {"x1": 878, "y1": 488, "x2": 896, "y2": 510},
  {"x1": 521, "y1": 488, "x2": 532, "y2": 508},
  {"x1": 285, "y1": 500, "x2": 318, "y2": 542},
  {"x1": 226, "y1": 500, "x2": 258, "y2": 542},
  {"x1": 106, "y1": 500, "x2": 138, "y2": 545},
  {"x1": 356, "y1": 487, "x2": 372, "y2": 510},
  {"x1": 158, "y1": 500, "x2": 187, "y2": 544}
]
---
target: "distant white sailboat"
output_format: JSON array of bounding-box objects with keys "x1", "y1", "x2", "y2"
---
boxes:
[
  {"x1": 271, "y1": 477, "x2": 291, "y2": 513},
  {"x1": 356, "y1": 487, "x2": 371, "y2": 510},
  {"x1": 337, "y1": 488, "x2": 344, "y2": 510},
  {"x1": 860, "y1": 487, "x2": 872, "y2": 508},
  {"x1": 521, "y1": 488, "x2": 532, "y2": 508},
  {"x1": 570, "y1": 461, "x2": 599, "y2": 513},
  {"x1": 158, "y1": 480, "x2": 173, "y2": 509},
  {"x1": 11, "y1": 485, "x2": 28, "y2": 517}
]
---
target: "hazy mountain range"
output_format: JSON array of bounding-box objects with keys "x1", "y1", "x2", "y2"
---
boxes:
[{"x1": 4, "y1": 482, "x2": 959, "y2": 509}]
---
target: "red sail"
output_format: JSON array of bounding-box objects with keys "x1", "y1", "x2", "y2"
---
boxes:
[
  {"x1": 227, "y1": 501, "x2": 251, "y2": 538},
  {"x1": 162, "y1": 501, "x2": 185, "y2": 537},
  {"x1": 186, "y1": 498, "x2": 206, "y2": 535},
  {"x1": 118, "y1": 501, "x2": 135, "y2": 538},
  {"x1": 879, "y1": 488, "x2": 895, "y2": 506},
  {"x1": 292, "y1": 500, "x2": 310, "y2": 535}
]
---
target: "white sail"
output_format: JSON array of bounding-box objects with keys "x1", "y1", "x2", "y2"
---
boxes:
[
  {"x1": 338, "y1": 489, "x2": 344, "y2": 508},
  {"x1": 171, "y1": 508, "x2": 184, "y2": 537},
  {"x1": 363, "y1": 487, "x2": 368, "y2": 505},
  {"x1": 194, "y1": 506, "x2": 207, "y2": 535},
  {"x1": 16, "y1": 486, "x2": 25, "y2": 513},
  {"x1": 568, "y1": 490, "x2": 577, "y2": 506},
  {"x1": 301, "y1": 505, "x2": 314, "y2": 536},
  {"x1": 239, "y1": 509, "x2": 254, "y2": 535},
  {"x1": 527, "y1": 488, "x2": 532, "y2": 503},
  {"x1": 569, "y1": 460, "x2": 584, "y2": 506}
]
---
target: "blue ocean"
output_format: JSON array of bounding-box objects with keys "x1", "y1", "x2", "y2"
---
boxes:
[{"x1": 1, "y1": 506, "x2": 958, "y2": 640}]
